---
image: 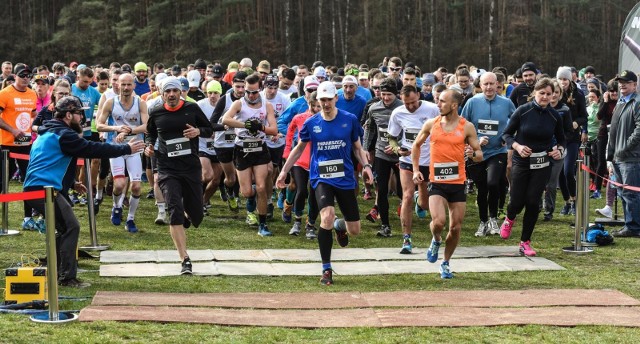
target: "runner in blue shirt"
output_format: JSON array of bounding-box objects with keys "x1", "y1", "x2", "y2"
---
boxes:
[{"x1": 277, "y1": 81, "x2": 372, "y2": 286}]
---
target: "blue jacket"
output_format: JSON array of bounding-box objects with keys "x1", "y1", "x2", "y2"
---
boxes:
[
  {"x1": 24, "y1": 119, "x2": 131, "y2": 191},
  {"x1": 277, "y1": 96, "x2": 308, "y2": 135},
  {"x1": 461, "y1": 94, "x2": 515, "y2": 159}
]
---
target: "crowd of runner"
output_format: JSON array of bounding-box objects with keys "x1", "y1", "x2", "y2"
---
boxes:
[{"x1": 1, "y1": 56, "x2": 638, "y2": 286}]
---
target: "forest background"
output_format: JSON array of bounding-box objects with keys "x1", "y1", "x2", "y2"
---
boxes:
[{"x1": 1, "y1": 0, "x2": 637, "y2": 79}]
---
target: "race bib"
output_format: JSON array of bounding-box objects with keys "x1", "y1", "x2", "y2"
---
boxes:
[
  {"x1": 166, "y1": 137, "x2": 191, "y2": 157},
  {"x1": 379, "y1": 127, "x2": 390, "y2": 142},
  {"x1": 13, "y1": 135, "x2": 31, "y2": 146},
  {"x1": 477, "y1": 119, "x2": 499, "y2": 136},
  {"x1": 318, "y1": 159, "x2": 345, "y2": 178},
  {"x1": 433, "y1": 162, "x2": 459, "y2": 181},
  {"x1": 205, "y1": 138, "x2": 215, "y2": 150},
  {"x1": 242, "y1": 139, "x2": 262, "y2": 153},
  {"x1": 124, "y1": 134, "x2": 138, "y2": 142},
  {"x1": 529, "y1": 151, "x2": 549, "y2": 169},
  {"x1": 224, "y1": 130, "x2": 236, "y2": 143},
  {"x1": 404, "y1": 128, "x2": 420, "y2": 144}
]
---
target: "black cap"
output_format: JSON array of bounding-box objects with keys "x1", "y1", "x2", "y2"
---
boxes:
[
  {"x1": 233, "y1": 71, "x2": 248, "y2": 82},
  {"x1": 584, "y1": 66, "x2": 596, "y2": 74},
  {"x1": 212, "y1": 65, "x2": 224, "y2": 77},
  {"x1": 264, "y1": 74, "x2": 278, "y2": 87},
  {"x1": 13, "y1": 64, "x2": 30, "y2": 76},
  {"x1": 615, "y1": 70, "x2": 638, "y2": 83},
  {"x1": 379, "y1": 78, "x2": 398, "y2": 94},
  {"x1": 194, "y1": 59, "x2": 207, "y2": 70},
  {"x1": 55, "y1": 95, "x2": 88, "y2": 112},
  {"x1": 312, "y1": 61, "x2": 324, "y2": 69},
  {"x1": 520, "y1": 62, "x2": 537, "y2": 74},
  {"x1": 121, "y1": 64, "x2": 132, "y2": 73},
  {"x1": 171, "y1": 64, "x2": 181, "y2": 73}
]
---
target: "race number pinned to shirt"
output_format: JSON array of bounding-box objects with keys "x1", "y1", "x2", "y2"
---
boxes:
[
  {"x1": 529, "y1": 151, "x2": 549, "y2": 169},
  {"x1": 13, "y1": 135, "x2": 31, "y2": 146},
  {"x1": 242, "y1": 139, "x2": 262, "y2": 153},
  {"x1": 224, "y1": 129, "x2": 236, "y2": 144},
  {"x1": 433, "y1": 162, "x2": 459, "y2": 181},
  {"x1": 166, "y1": 137, "x2": 191, "y2": 157},
  {"x1": 205, "y1": 138, "x2": 215, "y2": 150},
  {"x1": 319, "y1": 159, "x2": 345, "y2": 178},
  {"x1": 477, "y1": 119, "x2": 499, "y2": 136},
  {"x1": 404, "y1": 128, "x2": 420, "y2": 144},
  {"x1": 379, "y1": 127, "x2": 390, "y2": 142}
]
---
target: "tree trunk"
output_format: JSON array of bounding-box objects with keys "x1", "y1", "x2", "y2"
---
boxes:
[
  {"x1": 315, "y1": 0, "x2": 323, "y2": 62},
  {"x1": 429, "y1": 0, "x2": 434, "y2": 70},
  {"x1": 489, "y1": 0, "x2": 495, "y2": 69},
  {"x1": 332, "y1": 0, "x2": 337, "y2": 65},
  {"x1": 285, "y1": 0, "x2": 291, "y2": 64},
  {"x1": 343, "y1": 0, "x2": 350, "y2": 65}
]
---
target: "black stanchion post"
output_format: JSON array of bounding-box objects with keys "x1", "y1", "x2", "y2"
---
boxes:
[
  {"x1": 30, "y1": 186, "x2": 78, "y2": 323},
  {"x1": 581, "y1": 147, "x2": 597, "y2": 247},
  {"x1": 0, "y1": 149, "x2": 20, "y2": 236},
  {"x1": 80, "y1": 158, "x2": 109, "y2": 251}
]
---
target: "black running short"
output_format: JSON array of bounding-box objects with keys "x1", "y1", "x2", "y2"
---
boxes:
[
  {"x1": 312, "y1": 182, "x2": 360, "y2": 222},
  {"x1": 427, "y1": 182, "x2": 466, "y2": 203}
]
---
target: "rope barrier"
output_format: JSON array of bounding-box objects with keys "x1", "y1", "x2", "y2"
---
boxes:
[
  {"x1": 8, "y1": 152, "x2": 84, "y2": 166},
  {"x1": 0, "y1": 190, "x2": 45, "y2": 203}
]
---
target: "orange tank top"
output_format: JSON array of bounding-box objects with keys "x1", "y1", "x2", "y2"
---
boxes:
[{"x1": 429, "y1": 115, "x2": 467, "y2": 184}]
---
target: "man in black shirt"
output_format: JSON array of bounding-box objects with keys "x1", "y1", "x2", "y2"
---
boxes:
[
  {"x1": 145, "y1": 77, "x2": 213, "y2": 275},
  {"x1": 509, "y1": 62, "x2": 538, "y2": 108}
]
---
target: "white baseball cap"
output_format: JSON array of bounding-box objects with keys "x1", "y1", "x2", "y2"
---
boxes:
[
  {"x1": 316, "y1": 81, "x2": 337, "y2": 99},
  {"x1": 187, "y1": 70, "x2": 201, "y2": 88},
  {"x1": 342, "y1": 75, "x2": 357, "y2": 85}
]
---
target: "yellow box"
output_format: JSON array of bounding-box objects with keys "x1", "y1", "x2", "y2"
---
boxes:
[{"x1": 4, "y1": 267, "x2": 47, "y2": 305}]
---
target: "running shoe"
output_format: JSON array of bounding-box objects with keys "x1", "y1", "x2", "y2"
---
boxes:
[
  {"x1": 146, "y1": 189, "x2": 155, "y2": 199},
  {"x1": 22, "y1": 217, "x2": 37, "y2": 231},
  {"x1": 426, "y1": 239, "x2": 441, "y2": 263},
  {"x1": 595, "y1": 205, "x2": 613, "y2": 219},
  {"x1": 519, "y1": 240, "x2": 537, "y2": 257},
  {"x1": 111, "y1": 207, "x2": 123, "y2": 226},
  {"x1": 79, "y1": 196, "x2": 87, "y2": 205},
  {"x1": 289, "y1": 222, "x2": 301, "y2": 236},
  {"x1": 376, "y1": 224, "x2": 392, "y2": 237},
  {"x1": 246, "y1": 212, "x2": 258, "y2": 226},
  {"x1": 560, "y1": 202, "x2": 571, "y2": 215},
  {"x1": 220, "y1": 187, "x2": 228, "y2": 202},
  {"x1": 414, "y1": 191, "x2": 427, "y2": 218},
  {"x1": 366, "y1": 207, "x2": 379, "y2": 223},
  {"x1": 267, "y1": 203, "x2": 274, "y2": 220},
  {"x1": 70, "y1": 192, "x2": 80, "y2": 205},
  {"x1": 474, "y1": 221, "x2": 487, "y2": 237},
  {"x1": 228, "y1": 197, "x2": 239, "y2": 213},
  {"x1": 282, "y1": 202, "x2": 293, "y2": 223},
  {"x1": 258, "y1": 223, "x2": 273, "y2": 237},
  {"x1": 58, "y1": 278, "x2": 91, "y2": 288},
  {"x1": 94, "y1": 198, "x2": 102, "y2": 213},
  {"x1": 320, "y1": 269, "x2": 333, "y2": 286},
  {"x1": 569, "y1": 202, "x2": 576, "y2": 216},
  {"x1": 590, "y1": 190, "x2": 601, "y2": 199},
  {"x1": 488, "y1": 217, "x2": 500, "y2": 235},
  {"x1": 155, "y1": 212, "x2": 167, "y2": 225},
  {"x1": 305, "y1": 223, "x2": 317, "y2": 240},
  {"x1": 363, "y1": 190, "x2": 373, "y2": 200},
  {"x1": 400, "y1": 236, "x2": 413, "y2": 254},
  {"x1": 334, "y1": 218, "x2": 349, "y2": 247},
  {"x1": 440, "y1": 261, "x2": 454, "y2": 279},
  {"x1": 277, "y1": 191, "x2": 285, "y2": 210},
  {"x1": 125, "y1": 219, "x2": 138, "y2": 233},
  {"x1": 181, "y1": 257, "x2": 193, "y2": 275},
  {"x1": 500, "y1": 217, "x2": 515, "y2": 239},
  {"x1": 543, "y1": 212, "x2": 553, "y2": 221}
]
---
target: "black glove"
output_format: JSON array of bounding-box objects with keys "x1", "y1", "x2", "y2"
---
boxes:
[{"x1": 244, "y1": 119, "x2": 263, "y2": 133}]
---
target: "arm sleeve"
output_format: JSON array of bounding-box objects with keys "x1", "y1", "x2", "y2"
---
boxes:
[
  {"x1": 60, "y1": 130, "x2": 131, "y2": 158},
  {"x1": 502, "y1": 109, "x2": 521, "y2": 149},
  {"x1": 573, "y1": 90, "x2": 588, "y2": 128},
  {"x1": 362, "y1": 114, "x2": 377, "y2": 151},
  {"x1": 33, "y1": 108, "x2": 46, "y2": 128},
  {"x1": 209, "y1": 96, "x2": 227, "y2": 131}
]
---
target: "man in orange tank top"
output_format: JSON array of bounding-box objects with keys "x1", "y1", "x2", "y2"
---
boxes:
[{"x1": 411, "y1": 90, "x2": 483, "y2": 279}]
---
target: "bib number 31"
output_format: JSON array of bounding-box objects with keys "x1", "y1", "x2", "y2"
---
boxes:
[{"x1": 166, "y1": 137, "x2": 191, "y2": 157}]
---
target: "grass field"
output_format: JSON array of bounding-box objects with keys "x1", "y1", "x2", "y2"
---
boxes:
[{"x1": 1, "y1": 179, "x2": 639, "y2": 343}]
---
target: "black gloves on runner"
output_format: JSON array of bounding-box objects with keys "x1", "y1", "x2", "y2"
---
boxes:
[{"x1": 244, "y1": 119, "x2": 263, "y2": 135}]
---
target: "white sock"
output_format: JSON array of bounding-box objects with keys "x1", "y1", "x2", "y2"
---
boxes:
[
  {"x1": 128, "y1": 195, "x2": 140, "y2": 220},
  {"x1": 113, "y1": 193, "x2": 124, "y2": 208},
  {"x1": 96, "y1": 188, "x2": 103, "y2": 199},
  {"x1": 157, "y1": 202, "x2": 166, "y2": 214}
]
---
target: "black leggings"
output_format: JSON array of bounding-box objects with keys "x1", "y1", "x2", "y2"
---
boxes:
[
  {"x1": 595, "y1": 136, "x2": 608, "y2": 191},
  {"x1": 374, "y1": 157, "x2": 402, "y2": 226},
  {"x1": 559, "y1": 141, "x2": 580, "y2": 200},
  {"x1": 291, "y1": 166, "x2": 318, "y2": 222},
  {"x1": 468, "y1": 153, "x2": 507, "y2": 222},
  {"x1": 507, "y1": 163, "x2": 551, "y2": 242}
]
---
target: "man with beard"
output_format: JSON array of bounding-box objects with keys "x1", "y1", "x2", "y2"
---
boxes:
[
  {"x1": 509, "y1": 62, "x2": 538, "y2": 108},
  {"x1": 133, "y1": 62, "x2": 150, "y2": 96},
  {"x1": 23, "y1": 95, "x2": 144, "y2": 287},
  {"x1": 145, "y1": 77, "x2": 213, "y2": 274}
]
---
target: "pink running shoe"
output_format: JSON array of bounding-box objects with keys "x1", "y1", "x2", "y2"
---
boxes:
[
  {"x1": 519, "y1": 240, "x2": 537, "y2": 256},
  {"x1": 500, "y1": 217, "x2": 515, "y2": 239}
]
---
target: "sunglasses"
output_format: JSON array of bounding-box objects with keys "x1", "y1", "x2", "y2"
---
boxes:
[
  {"x1": 372, "y1": 86, "x2": 381, "y2": 91},
  {"x1": 17, "y1": 72, "x2": 33, "y2": 79},
  {"x1": 390, "y1": 67, "x2": 402, "y2": 72},
  {"x1": 305, "y1": 88, "x2": 317, "y2": 93},
  {"x1": 245, "y1": 90, "x2": 260, "y2": 95}
]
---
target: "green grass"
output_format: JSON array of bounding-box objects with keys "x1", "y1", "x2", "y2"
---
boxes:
[{"x1": 1, "y1": 180, "x2": 640, "y2": 343}]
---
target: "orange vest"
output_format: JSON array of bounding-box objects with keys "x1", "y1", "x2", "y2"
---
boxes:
[
  {"x1": 429, "y1": 115, "x2": 467, "y2": 184},
  {"x1": 0, "y1": 85, "x2": 37, "y2": 146}
]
